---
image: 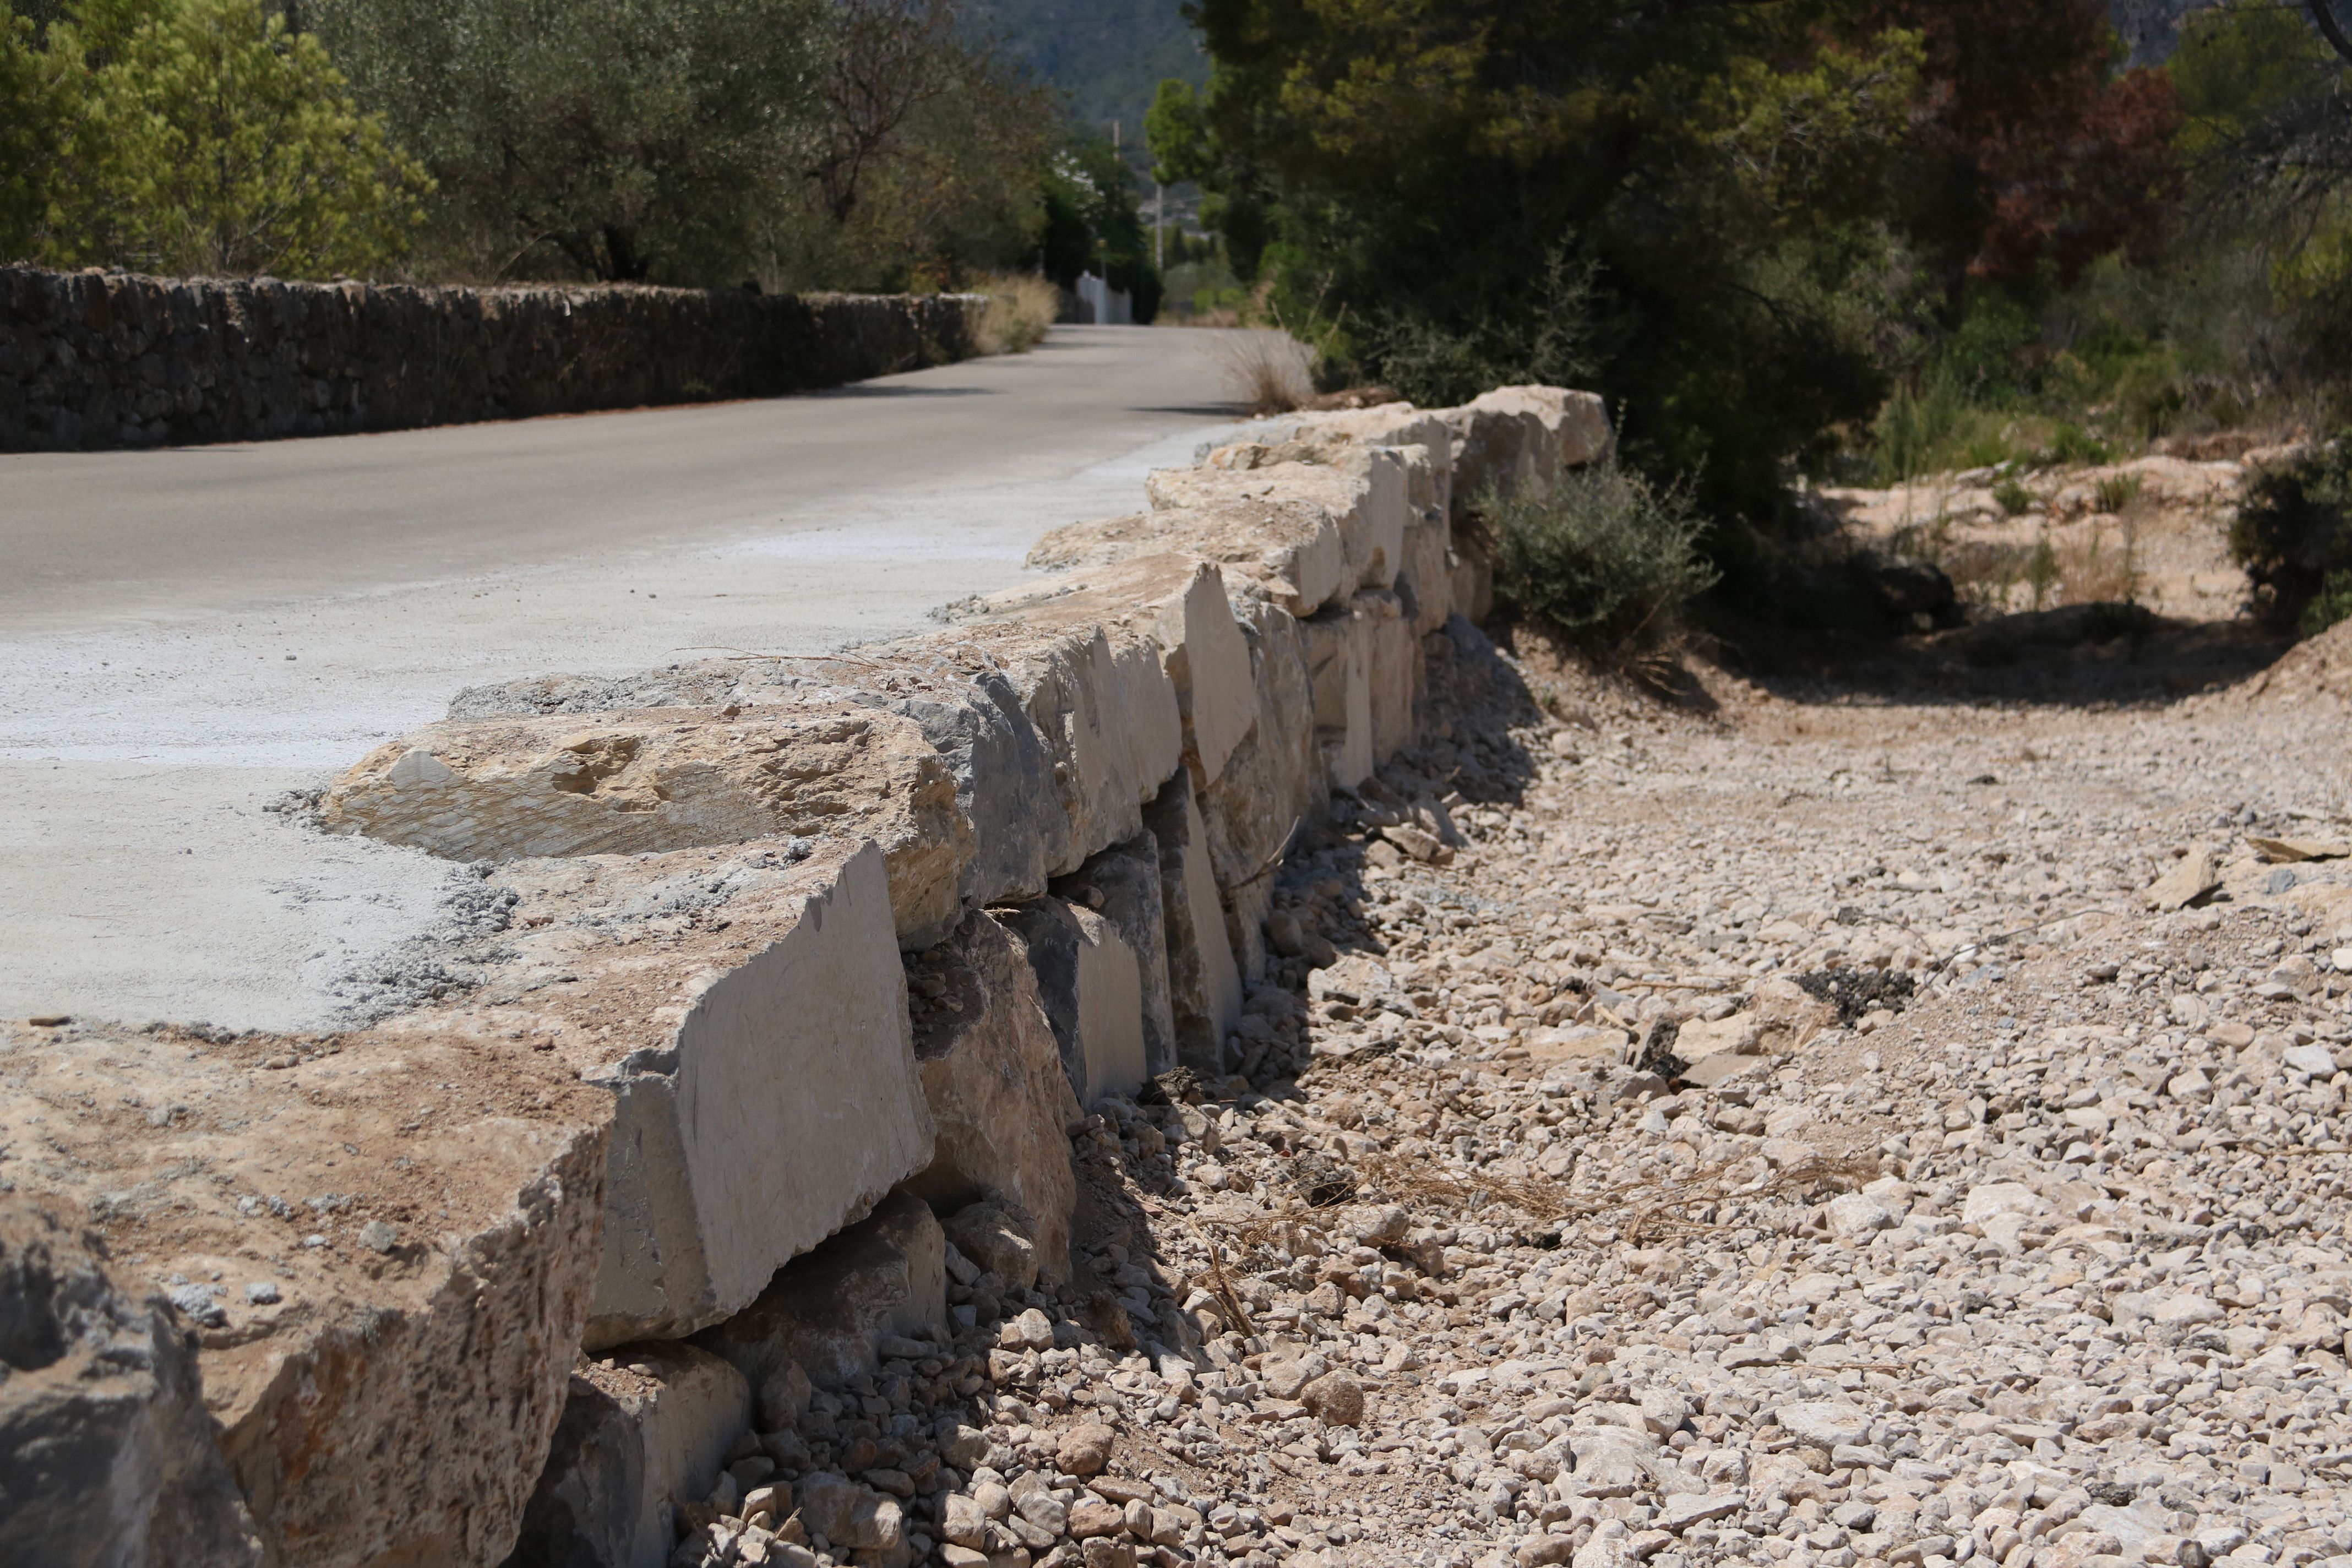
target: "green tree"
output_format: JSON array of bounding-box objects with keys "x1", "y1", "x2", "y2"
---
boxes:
[
  {"x1": 1038, "y1": 128, "x2": 1161, "y2": 319},
  {"x1": 4, "y1": 0, "x2": 426, "y2": 276},
  {"x1": 315, "y1": 0, "x2": 827, "y2": 282},
  {"x1": 0, "y1": 12, "x2": 66, "y2": 259}
]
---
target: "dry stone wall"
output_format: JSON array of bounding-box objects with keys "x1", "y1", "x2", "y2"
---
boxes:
[
  {"x1": 0, "y1": 265, "x2": 983, "y2": 451},
  {"x1": 0, "y1": 383, "x2": 1606, "y2": 1567}
]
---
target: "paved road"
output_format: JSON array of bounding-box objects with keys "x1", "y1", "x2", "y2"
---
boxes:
[{"x1": 0, "y1": 326, "x2": 1249, "y2": 1030}]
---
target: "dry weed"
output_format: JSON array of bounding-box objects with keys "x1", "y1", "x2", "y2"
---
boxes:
[
  {"x1": 1207, "y1": 329, "x2": 1316, "y2": 415},
  {"x1": 974, "y1": 273, "x2": 1058, "y2": 355},
  {"x1": 2057, "y1": 520, "x2": 2142, "y2": 605}
]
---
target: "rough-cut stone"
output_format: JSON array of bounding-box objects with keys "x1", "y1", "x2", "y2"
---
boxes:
[
  {"x1": 585, "y1": 841, "x2": 934, "y2": 1346},
  {"x1": 0, "y1": 1003, "x2": 607, "y2": 1568},
  {"x1": 692, "y1": 1189, "x2": 945, "y2": 1396},
  {"x1": 321, "y1": 701, "x2": 974, "y2": 944},
  {"x1": 504, "y1": 1343, "x2": 750, "y2": 1568},
  {"x1": 1199, "y1": 442, "x2": 1411, "y2": 591},
  {"x1": 942, "y1": 1200, "x2": 1044, "y2": 1294},
  {"x1": 1006, "y1": 898, "x2": 1150, "y2": 1107},
  {"x1": 1197, "y1": 598, "x2": 1324, "y2": 981},
  {"x1": 1029, "y1": 500, "x2": 1348, "y2": 619},
  {"x1": 1141, "y1": 774, "x2": 1244, "y2": 1075},
  {"x1": 1061, "y1": 834, "x2": 1178, "y2": 1079},
  {"x1": 1442, "y1": 385, "x2": 1611, "y2": 520},
  {"x1": 1398, "y1": 507, "x2": 1455, "y2": 636},
  {"x1": 795, "y1": 1472, "x2": 905, "y2": 1552},
  {"x1": 977, "y1": 556, "x2": 1257, "y2": 791},
  {"x1": 900, "y1": 912, "x2": 1081, "y2": 1284},
  {"x1": 0, "y1": 1196, "x2": 262, "y2": 1568},
  {"x1": 1357, "y1": 588, "x2": 1418, "y2": 763},
  {"x1": 1302, "y1": 602, "x2": 1374, "y2": 791}
]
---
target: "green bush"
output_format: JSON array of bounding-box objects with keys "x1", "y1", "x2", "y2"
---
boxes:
[
  {"x1": 2232, "y1": 440, "x2": 2352, "y2": 632},
  {"x1": 1994, "y1": 478, "x2": 2034, "y2": 515},
  {"x1": 2094, "y1": 473, "x2": 2143, "y2": 513},
  {"x1": 1487, "y1": 461, "x2": 1718, "y2": 652},
  {"x1": 2302, "y1": 570, "x2": 2352, "y2": 636}
]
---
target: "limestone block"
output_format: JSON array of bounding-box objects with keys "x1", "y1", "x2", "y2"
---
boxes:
[
  {"x1": 1441, "y1": 385, "x2": 1610, "y2": 520},
  {"x1": 1265, "y1": 402, "x2": 1455, "y2": 502},
  {"x1": 1141, "y1": 773, "x2": 1243, "y2": 1076},
  {"x1": 505, "y1": 1344, "x2": 750, "y2": 1568},
  {"x1": 1302, "y1": 603, "x2": 1373, "y2": 791},
  {"x1": 445, "y1": 656, "x2": 1073, "y2": 923},
  {"x1": 0, "y1": 1197, "x2": 262, "y2": 1568},
  {"x1": 900, "y1": 911, "x2": 1080, "y2": 1284},
  {"x1": 1197, "y1": 441, "x2": 1410, "y2": 591},
  {"x1": 322, "y1": 700, "x2": 974, "y2": 945},
  {"x1": 1060, "y1": 834, "x2": 1178, "y2": 1079},
  {"x1": 1005, "y1": 898, "x2": 1149, "y2": 1107},
  {"x1": 586, "y1": 841, "x2": 933, "y2": 1346},
  {"x1": 1398, "y1": 506, "x2": 1454, "y2": 635},
  {"x1": 978, "y1": 556, "x2": 1256, "y2": 791},
  {"x1": 876, "y1": 619, "x2": 1180, "y2": 879},
  {"x1": 1450, "y1": 546, "x2": 1495, "y2": 625},
  {"x1": 1357, "y1": 589, "x2": 1418, "y2": 763},
  {"x1": 1034, "y1": 481, "x2": 1350, "y2": 616},
  {"x1": 1196, "y1": 599, "x2": 1323, "y2": 981},
  {"x1": 690, "y1": 1190, "x2": 946, "y2": 1395},
  {"x1": 0, "y1": 1010, "x2": 609, "y2": 1568}
]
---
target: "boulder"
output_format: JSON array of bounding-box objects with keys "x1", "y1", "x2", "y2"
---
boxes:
[
  {"x1": 1357, "y1": 588, "x2": 1418, "y2": 763},
  {"x1": 796, "y1": 1472, "x2": 905, "y2": 1553},
  {"x1": 900, "y1": 911, "x2": 1081, "y2": 1283},
  {"x1": 1262, "y1": 404, "x2": 1456, "y2": 519},
  {"x1": 1197, "y1": 441, "x2": 1410, "y2": 590},
  {"x1": 1059, "y1": 834, "x2": 1178, "y2": 1078},
  {"x1": 1030, "y1": 498, "x2": 1347, "y2": 619},
  {"x1": 1196, "y1": 598, "x2": 1324, "y2": 981},
  {"x1": 320, "y1": 700, "x2": 974, "y2": 945},
  {"x1": 1301, "y1": 602, "x2": 1374, "y2": 791},
  {"x1": 583, "y1": 841, "x2": 935, "y2": 1346},
  {"x1": 0, "y1": 1196, "x2": 262, "y2": 1568},
  {"x1": 1398, "y1": 504, "x2": 1455, "y2": 636},
  {"x1": 0, "y1": 1008, "x2": 608, "y2": 1568},
  {"x1": 1005, "y1": 897, "x2": 1150, "y2": 1107},
  {"x1": 976, "y1": 556, "x2": 1257, "y2": 791},
  {"x1": 1441, "y1": 386, "x2": 1610, "y2": 520},
  {"x1": 941, "y1": 1201, "x2": 1044, "y2": 1295},
  {"x1": 691, "y1": 1190, "x2": 946, "y2": 1395},
  {"x1": 504, "y1": 1343, "x2": 751, "y2": 1568},
  {"x1": 1141, "y1": 774, "x2": 1244, "y2": 1075}
]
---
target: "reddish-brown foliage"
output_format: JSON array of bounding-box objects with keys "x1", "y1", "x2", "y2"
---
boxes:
[{"x1": 1875, "y1": 0, "x2": 2183, "y2": 284}]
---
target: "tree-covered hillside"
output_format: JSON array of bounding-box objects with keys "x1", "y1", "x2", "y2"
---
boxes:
[{"x1": 968, "y1": 0, "x2": 1204, "y2": 165}]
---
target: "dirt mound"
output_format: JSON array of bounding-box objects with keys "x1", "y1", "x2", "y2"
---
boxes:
[{"x1": 2235, "y1": 616, "x2": 2352, "y2": 706}]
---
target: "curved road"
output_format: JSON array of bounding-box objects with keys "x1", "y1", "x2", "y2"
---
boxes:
[{"x1": 0, "y1": 325, "x2": 1250, "y2": 1030}]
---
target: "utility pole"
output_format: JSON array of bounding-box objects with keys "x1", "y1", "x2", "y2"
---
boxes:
[{"x1": 1155, "y1": 182, "x2": 1165, "y2": 271}]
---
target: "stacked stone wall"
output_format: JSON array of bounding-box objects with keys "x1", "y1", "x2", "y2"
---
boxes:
[{"x1": 0, "y1": 265, "x2": 983, "y2": 451}]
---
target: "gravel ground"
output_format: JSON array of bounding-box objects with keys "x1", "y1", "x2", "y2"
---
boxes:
[{"x1": 676, "y1": 619, "x2": 2352, "y2": 1568}]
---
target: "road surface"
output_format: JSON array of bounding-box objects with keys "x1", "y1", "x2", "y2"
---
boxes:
[{"x1": 0, "y1": 325, "x2": 1250, "y2": 1031}]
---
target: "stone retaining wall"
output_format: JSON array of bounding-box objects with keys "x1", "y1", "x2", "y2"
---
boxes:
[
  {"x1": 0, "y1": 265, "x2": 984, "y2": 451},
  {"x1": 0, "y1": 383, "x2": 1608, "y2": 1567}
]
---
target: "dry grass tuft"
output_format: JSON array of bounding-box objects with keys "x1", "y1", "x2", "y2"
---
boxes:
[
  {"x1": 1208, "y1": 329, "x2": 1317, "y2": 415},
  {"x1": 974, "y1": 273, "x2": 1059, "y2": 356},
  {"x1": 2057, "y1": 520, "x2": 2142, "y2": 605}
]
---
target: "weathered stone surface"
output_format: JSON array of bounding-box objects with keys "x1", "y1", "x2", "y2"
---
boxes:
[
  {"x1": 1441, "y1": 385, "x2": 1611, "y2": 520},
  {"x1": 584, "y1": 841, "x2": 933, "y2": 1347},
  {"x1": 504, "y1": 1344, "x2": 750, "y2": 1568},
  {"x1": 900, "y1": 911, "x2": 1080, "y2": 1285},
  {"x1": 1199, "y1": 442, "x2": 1411, "y2": 591},
  {"x1": 1196, "y1": 598, "x2": 1324, "y2": 981},
  {"x1": 690, "y1": 1190, "x2": 945, "y2": 1395},
  {"x1": 942, "y1": 1200, "x2": 1043, "y2": 1294},
  {"x1": 1028, "y1": 498, "x2": 1349, "y2": 619},
  {"x1": 1398, "y1": 507, "x2": 1455, "y2": 636},
  {"x1": 876, "y1": 620, "x2": 1180, "y2": 882},
  {"x1": 0, "y1": 1196, "x2": 262, "y2": 1568},
  {"x1": 1061, "y1": 835, "x2": 1178, "y2": 1079},
  {"x1": 0, "y1": 1004, "x2": 607, "y2": 1568},
  {"x1": 1358, "y1": 588, "x2": 1418, "y2": 763},
  {"x1": 1141, "y1": 774, "x2": 1244, "y2": 1075},
  {"x1": 979, "y1": 556, "x2": 1257, "y2": 791},
  {"x1": 1005, "y1": 898, "x2": 1149, "y2": 1107},
  {"x1": 322, "y1": 701, "x2": 974, "y2": 945},
  {"x1": 1302, "y1": 602, "x2": 1374, "y2": 791}
]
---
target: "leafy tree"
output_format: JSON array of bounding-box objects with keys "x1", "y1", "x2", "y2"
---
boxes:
[
  {"x1": 0, "y1": 12, "x2": 64, "y2": 259},
  {"x1": 4, "y1": 0, "x2": 426, "y2": 276},
  {"x1": 315, "y1": 0, "x2": 827, "y2": 282},
  {"x1": 1038, "y1": 129, "x2": 1160, "y2": 319}
]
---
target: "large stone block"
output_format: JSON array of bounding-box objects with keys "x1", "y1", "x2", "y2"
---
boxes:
[
  {"x1": 1059, "y1": 834, "x2": 1177, "y2": 1079},
  {"x1": 900, "y1": 912, "x2": 1080, "y2": 1284},
  {"x1": 876, "y1": 619, "x2": 1180, "y2": 881},
  {"x1": 1140, "y1": 773, "x2": 1243, "y2": 1076},
  {"x1": 1197, "y1": 441, "x2": 1409, "y2": 591},
  {"x1": 504, "y1": 1343, "x2": 750, "y2": 1568},
  {"x1": 1032, "y1": 496, "x2": 1347, "y2": 618},
  {"x1": 1358, "y1": 589, "x2": 1418, "y2": 763},
  {"x1": 0, "y1": 1196, "x2": 262, "y2": 1568},
  {"x1": 322, "y1": 700, "x2": 974, "y2": 945},
  {"x1": 1195, "y1": 599, "x2": 1324, "y2": 982},
  {"x1": 1004, "y1": 898, "x2": 1148, "y2": 1108},
  {"x1": 0, "y1": 1016, "x2": 610, "y2": 1568},
  {"x1": 1398, "y1": 507, "x2": 1454, "y2": 635},
  {"x1": 1440, "y1": 385, "x2": 1610, "y2": 521},
  {"x1": 1301, "y1": 603, "x2": 1373, "y2": 791},
  {"x1": 584, "y1": 841, "x2": 934, "y2": 1347},
  {"x1": 977, "y1": 556, "x2": 1256, "y2": 791},
  {"x1": 690, "y1": 1190, "x2": 946, "y2": 1395}
]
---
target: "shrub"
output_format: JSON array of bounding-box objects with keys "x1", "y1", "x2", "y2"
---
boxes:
[
  {"x1": 1487, "y1": 461, "x2": 1718, "y2": 652},
  {"x1": 2231, "y1": 440, "x2": 2352, "y2": 631},
  {"x1": 2304, "y1": 570, "x2": 2352, "y2": 636},
  {"x1": 2093, "y1": 472, "x2": 2143, "y2": 513},
  {"x1": 1994, "y1": 478, "x2": 2034, "y2": 515},
  {"x1": 974, "y1": 273, "x2": 1057, "y2": 355}
]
